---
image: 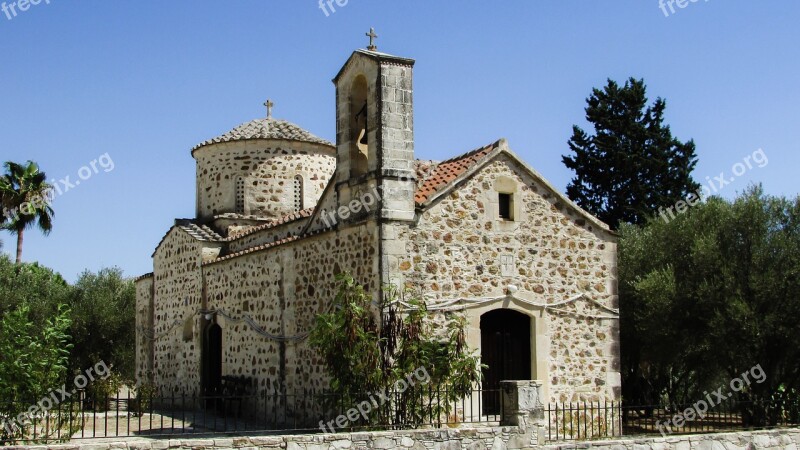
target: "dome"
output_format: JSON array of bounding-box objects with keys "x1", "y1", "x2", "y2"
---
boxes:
[{"x1": 192, "y1": 118, "x2": 333, "y2": 153}]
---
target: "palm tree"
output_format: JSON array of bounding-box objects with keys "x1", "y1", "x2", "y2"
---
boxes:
[{"x1": 0, "y1": 161, "x2": 54, "y2": 263}]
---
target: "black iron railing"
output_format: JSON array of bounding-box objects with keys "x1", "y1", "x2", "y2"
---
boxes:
[
  {"x1": 0, "y1": 387, "x2": 503, "y2": 444},
  {"x1": 545, "y1": 396, "x2": 800, "y2": 442},
  {"x1": 7, "y1": 389, "x2": 796, "y2": 445}
]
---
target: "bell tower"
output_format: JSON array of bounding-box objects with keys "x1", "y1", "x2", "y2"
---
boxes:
[{"x1": 332, "y1": 30, "x2": 416, "y2": 222}]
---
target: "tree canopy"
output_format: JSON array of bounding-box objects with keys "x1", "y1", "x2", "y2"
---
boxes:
[
  {"x1": 563, "y1": 78, "x2": 700, "y2": 229},
  {"x1": 0, "y1": 161, "x2": 55, "y2": 263},
  {"x1": 619, "y1": 187, "x2": 800, "y2": 422},
  {"x1": 0, "y1": 256, "x2": 137, "y2": 383},
  {"x1": 67, "y1": 268, "x2": 136, "y2": 380}
]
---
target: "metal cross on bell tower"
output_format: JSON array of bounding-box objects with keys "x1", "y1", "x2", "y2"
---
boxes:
[{"x1": 366, "y1": 28, "x2": 378, "y2": 51}]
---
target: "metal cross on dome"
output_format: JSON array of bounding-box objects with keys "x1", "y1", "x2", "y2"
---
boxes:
[
  {"x1": 264, "y1": 99, "x2": 274, "y2": 119},
  {"x1": 366, "y1": 28, "x2": 378, "y2": 51}
]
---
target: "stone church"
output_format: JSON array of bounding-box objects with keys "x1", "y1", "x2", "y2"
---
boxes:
[{"x1": 135, "y1": 40, "x2": 621, "y2": 412}]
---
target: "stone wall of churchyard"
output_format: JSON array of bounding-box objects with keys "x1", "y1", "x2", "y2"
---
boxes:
[
  {"x1": 200, "y1": 223, "x2": 380, "y2": 397},
  {"x1": 541, "y1": 429, "x2": 800, "y2": 450},
  {"x1": 13, "y1": 427, "x2": 800, "y2": 450},
  {"x1": 134, "y1": 275, "x2": 154, "y2": 384},
  {"x1": 393, "y1": 155, "x2": 620, "y2": 404},
  {"x1": 194, "y1": 140, "x2": 335, "y2": 220},
  {"x1": 149, "y1": 228, "x2": 207, "y2": 395}
]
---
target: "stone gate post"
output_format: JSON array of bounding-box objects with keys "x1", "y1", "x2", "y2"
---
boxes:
[{"x1": 500, "y1": 380, "x2": 546, "y2": 447}]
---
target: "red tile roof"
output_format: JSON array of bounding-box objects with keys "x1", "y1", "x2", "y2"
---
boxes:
[
  {"x1": 227, "y1": 208, "x2": 315, "y2": 240},
  {"x1": 204, "y1": 227, "x2": 334, "y2": 265},
  {"x1": 414, "y1": 140, "x2": 500, "y2": 205}
]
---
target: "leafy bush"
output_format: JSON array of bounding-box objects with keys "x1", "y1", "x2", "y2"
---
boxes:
[
  {"x1": 309, "y1": 274, "x2": 482, "y2": 429},
  {"x1": 129, "y1": 381, "x2": 157, "y2": 417},
  {"x1": 0, "y1": 302, "x2": 72, "y2": 443},
  {"x1": 85, "y1": 371, "x2": 124, "y2": 412}
]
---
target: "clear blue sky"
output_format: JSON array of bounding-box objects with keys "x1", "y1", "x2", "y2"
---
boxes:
[{"x1": 1, "y1": 1, "x2": 798, "y2": 282}]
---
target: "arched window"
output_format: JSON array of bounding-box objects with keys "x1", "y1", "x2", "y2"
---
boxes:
[
  {"x1": 294, "y1": 175, "x2": 304, "y2": 211},
  {"x1": 235, "y1": 176, "x2": 245, "y2": 214},
  {"x1": 349, "y1": 75, "x2": 369, "y2": 177}
]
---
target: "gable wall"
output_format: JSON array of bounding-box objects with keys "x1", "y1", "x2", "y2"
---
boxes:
[
  {"x1": 134, "y1": 276, "x2": 154, "y2": 385},
  {"x1": 390, "y1": 155, "x2": 620, "y2": 403},
  {"x1": 150, "y1": 229, "x2": 206, "y2": 394}
]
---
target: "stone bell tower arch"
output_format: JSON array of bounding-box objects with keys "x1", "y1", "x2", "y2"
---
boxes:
[{"x1": 331, "y1": 32, "x2": 417, "y2": 222}]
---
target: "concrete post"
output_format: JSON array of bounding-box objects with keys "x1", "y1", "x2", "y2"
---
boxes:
[{"x1": 500, "y1": 380, "x2": 546, "y2": 447}]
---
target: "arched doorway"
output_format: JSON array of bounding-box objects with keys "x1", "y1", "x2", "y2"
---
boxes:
[
  {"x1": 202, "y1": 323, "x2": 223, "y2": 396},
  {"x1": 481, "y1": 309, "x2": 532, "y2": 414}
]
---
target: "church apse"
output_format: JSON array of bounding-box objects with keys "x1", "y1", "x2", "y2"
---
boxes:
[{"x1": 192, "y1": 109, "x2": 335, "y2": 222}]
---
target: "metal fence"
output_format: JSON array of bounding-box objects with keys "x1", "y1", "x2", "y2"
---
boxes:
[
  {"x1": 0, "y1": 387, "x2": 503, "y2": 445},
  {"x1": 545, "y1": 397, "x2": 800, "y2": 442},
  {"x1": 5, "y1": 389, "x2": 798, "y2": 445}
]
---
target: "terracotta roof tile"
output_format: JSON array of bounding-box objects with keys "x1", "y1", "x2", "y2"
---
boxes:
[
  {"x1": 227, "y1": 208, "x2": 315, "y2": 240},
  {"x1": 175, "y1": 220, "x2": 225, "y2": 242},
  {"x1": 213, "y1": 213, "x2": 272, "y2": 222},
  {"x1": 414, "y1": 141, "x2": 500, "y2": 205},
  {"x1": 205, "y1": 227, "x2": 334, "y2": 265}
]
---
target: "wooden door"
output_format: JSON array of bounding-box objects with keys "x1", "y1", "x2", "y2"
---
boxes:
[{"x1": 481, "y1": 309, "x2": 531, "y2": 414}]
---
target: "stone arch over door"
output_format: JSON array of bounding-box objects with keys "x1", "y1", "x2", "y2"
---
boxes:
[{"x1": 480, "y1": 309, "x2": 532, "y2": 414}]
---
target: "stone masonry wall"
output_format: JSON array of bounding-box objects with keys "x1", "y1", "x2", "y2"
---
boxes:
[
  {"x1": 195, "y1": 140, "x2": 335, "y2": 220},
  {"x1": 200, "y1": 223, "x2": 380, "y2": 397},
  {"x1": 150, "y1": 228, "x2": 206, "y2": 395},
  {"x1": 541, "y1": 429, "x2": 800, "y2": 450},
  {"x1": 393, "y1": 154, "x2": 619, "y2": 404},
  {"x1": 377, "y1": 62, "x2": 416, "y2": 222},
  {"x1": 12, "y1": 427, "x2": 800, "y2": 450},
  {"x1": 134, "y1": 275, "x2": 154, "y2": 384}
]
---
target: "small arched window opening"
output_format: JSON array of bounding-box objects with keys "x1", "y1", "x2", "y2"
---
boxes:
[
  {"x1": 294, "y1": 175, "x2": 304, "y2": 211},
  {"x1": 349, "y1": 75, "x2": 369, "y2": 178}
]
